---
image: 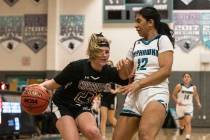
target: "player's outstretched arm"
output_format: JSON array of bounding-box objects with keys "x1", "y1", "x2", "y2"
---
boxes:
[{"x1": 172, "y1": 84, "x2": 182, "y2": 105}]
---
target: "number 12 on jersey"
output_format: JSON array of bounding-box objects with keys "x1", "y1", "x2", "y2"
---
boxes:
[{"x1": 137, "y1": 58, "x2": 148, "y2": 70}]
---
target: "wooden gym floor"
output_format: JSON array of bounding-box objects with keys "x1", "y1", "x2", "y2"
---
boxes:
[{"x1": 14, "y1": 127, "x2": 210, "y2": 140}]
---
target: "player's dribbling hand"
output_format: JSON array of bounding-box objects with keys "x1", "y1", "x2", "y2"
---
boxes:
[
  {"x1": 25, "y1": 84, "x2": 43, "y2": 92},
  {"x1": 38, "y1": 84, "x2": 52, "y2": 97},
  {"x1": 26, "y1": 84, "x2": 39, "y2": 88},
  {"x1": 26, "y1": 84, "x2": 51, "y2": 96}
]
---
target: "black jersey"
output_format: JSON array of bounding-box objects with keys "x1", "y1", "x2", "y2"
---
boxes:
[
  {"x1": 52, "y1": 59, "x2": 127, "y2": 107},
  {"x1": 101, "y1": 92, "x2": 116, "y2": 110}
]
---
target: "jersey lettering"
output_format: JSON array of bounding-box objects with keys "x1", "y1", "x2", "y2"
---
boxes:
[{"x1": 133, "y1": 49, "x2": 158, "y2": 57}]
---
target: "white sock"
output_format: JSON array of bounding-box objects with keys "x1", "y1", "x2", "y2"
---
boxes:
[
  {"x1": 180, "y1": 126, "x2": 184, "y2": 129},
  {"x1": 186, "y1": 134, "x2": 191, "y2": 139}
]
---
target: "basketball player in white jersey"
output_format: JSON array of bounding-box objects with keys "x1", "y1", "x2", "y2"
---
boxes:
[
  {"x1": 112, "y1": 7, "x2": 174, "y2": 140},
  {"x1": 172, "y1": 72, "x2": 201, "y2": 140}
]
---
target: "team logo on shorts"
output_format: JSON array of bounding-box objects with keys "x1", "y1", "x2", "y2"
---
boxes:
[
  {"x1": 159, "y1": 100, "x2": 168, "y2": 109},
  {"x1": 59, "y1": 15, "x2": 84, "y2": 54}
]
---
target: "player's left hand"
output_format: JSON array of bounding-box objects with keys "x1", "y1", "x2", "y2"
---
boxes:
[
  {"x1": 111, "y1": 80, "x2": 141, "y2": 95},
  {"x1": 109, "y1": 85, "x2": 123, "y2": 94}
]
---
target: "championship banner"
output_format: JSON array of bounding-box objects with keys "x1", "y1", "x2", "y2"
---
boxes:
[
  {"x1": 0, "y1": 16, "x2": 23, "y2": 52},
  {"x1": 59, "y1": 15, "x2": 84, "y2": 53},
  {"x1": 174, "y1": 0, "x2": 210, "y2": 10},
  {"x1": 105, "y1": 0, "x2": 124, "y2": 5},
  {"x1": 201, "y1": 13, "x2": 210, "y2": 50},
  {"x1": 32, "y1": 0, "x2": 41, "y2": 4},
  {"x1": 153, "y1": 0, "x2": 172, "y2": 21},
  {"x1": 4, "y1": 0, "x2": 19, "y2": 7},
  {"x1": 174, "y1": 12, "x2": 200, "y2": 53},
  {"x1": 23, "y1": 14, "x2": 47, "y2": 53}
]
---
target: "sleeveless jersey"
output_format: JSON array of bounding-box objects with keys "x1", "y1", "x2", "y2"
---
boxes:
[
  {"x1": 126, "y1": 35, "x2": 173, "y2": 89},
  {"x1": 52, "y1": 59, "x2": 128, "y2": 107},
  {"x1": 177, "y1": 83, "x2": 194, "y2": 105}
]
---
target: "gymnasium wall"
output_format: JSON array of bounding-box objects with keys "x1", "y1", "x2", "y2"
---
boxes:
[
  {"x1": 1, "y1": 0, "x2": 210, "y2": 71},
  {"x1": 0, "y1": 0, "x2": 210, "y2": 127},
  {"x1": 0, "y1": 0, "x2": 48, "y2": 71}
]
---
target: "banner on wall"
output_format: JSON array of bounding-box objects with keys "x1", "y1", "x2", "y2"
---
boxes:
[
  {"x1": 174, "y1": 12, "x2": 200, "y2": 53},
  {"x1": 174, "y1": 0, "x2": 210, "y2": 10},
  {"x1": 32, "y1": 0, "x2": 41, "y2": 4},
  {"x1": 201, "y1": 13, "x2": 210, "y2": 50},
  {"x1": 23, "y1": 14, "x2": 47, "y2": 53},
  {"x1": 59, "y1": 15, "x2": 85, "y2": 54},
  {"x1": 0, "y1": 16, "x2": 23, "y2": 52},
  {"x1": 4, "y1": 0, "x2": 19, "y2": 7}
]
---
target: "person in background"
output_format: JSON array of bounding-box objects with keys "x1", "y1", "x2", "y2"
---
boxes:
[
  {"x1": 172, "y1": 72, "x2": 201, "y2": 140},
  {"x1": 92, "y1": 95, "x2": 101, "y2": 115},
  {"x1": 29, "y1": 33, "x2": 129, "y2": 140},
  {"x1": 100, "y1": 60, "x2": 117, "y2": 140},
  {"x1": 112, "y1": 6, "x2": 174, "y2": 140},
  {"x1": 91, "y1": 95, "x2": 101, "y2": 127}
]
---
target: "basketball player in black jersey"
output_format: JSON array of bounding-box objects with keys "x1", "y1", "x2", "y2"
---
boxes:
[{"x1": 35, "y1": 33, "x2": 129, "y2": 140}]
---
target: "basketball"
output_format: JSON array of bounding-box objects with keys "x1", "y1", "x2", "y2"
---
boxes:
[{"x1": 21, "y1": 85, "x2": 51, "y2": 115}]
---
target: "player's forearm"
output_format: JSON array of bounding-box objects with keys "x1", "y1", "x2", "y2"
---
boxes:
[
  {"x1": 39, "y1": 79, "x2": 60, "y2": 90},
  {"x1": 195, "y1": 96, "x2": 201, "y2": 106}
]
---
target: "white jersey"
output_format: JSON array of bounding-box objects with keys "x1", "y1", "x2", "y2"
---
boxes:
[
  {"x1": 126, "y1": 35, "x2": 174, "y2": 90},
  {"x1": 177, "y1": 84, "x2": 194, "y2": 105}
]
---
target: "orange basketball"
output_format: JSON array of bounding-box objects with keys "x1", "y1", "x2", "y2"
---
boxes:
[{"x1": 21, "y1": 85, "x2": 50, "y2": 115}]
